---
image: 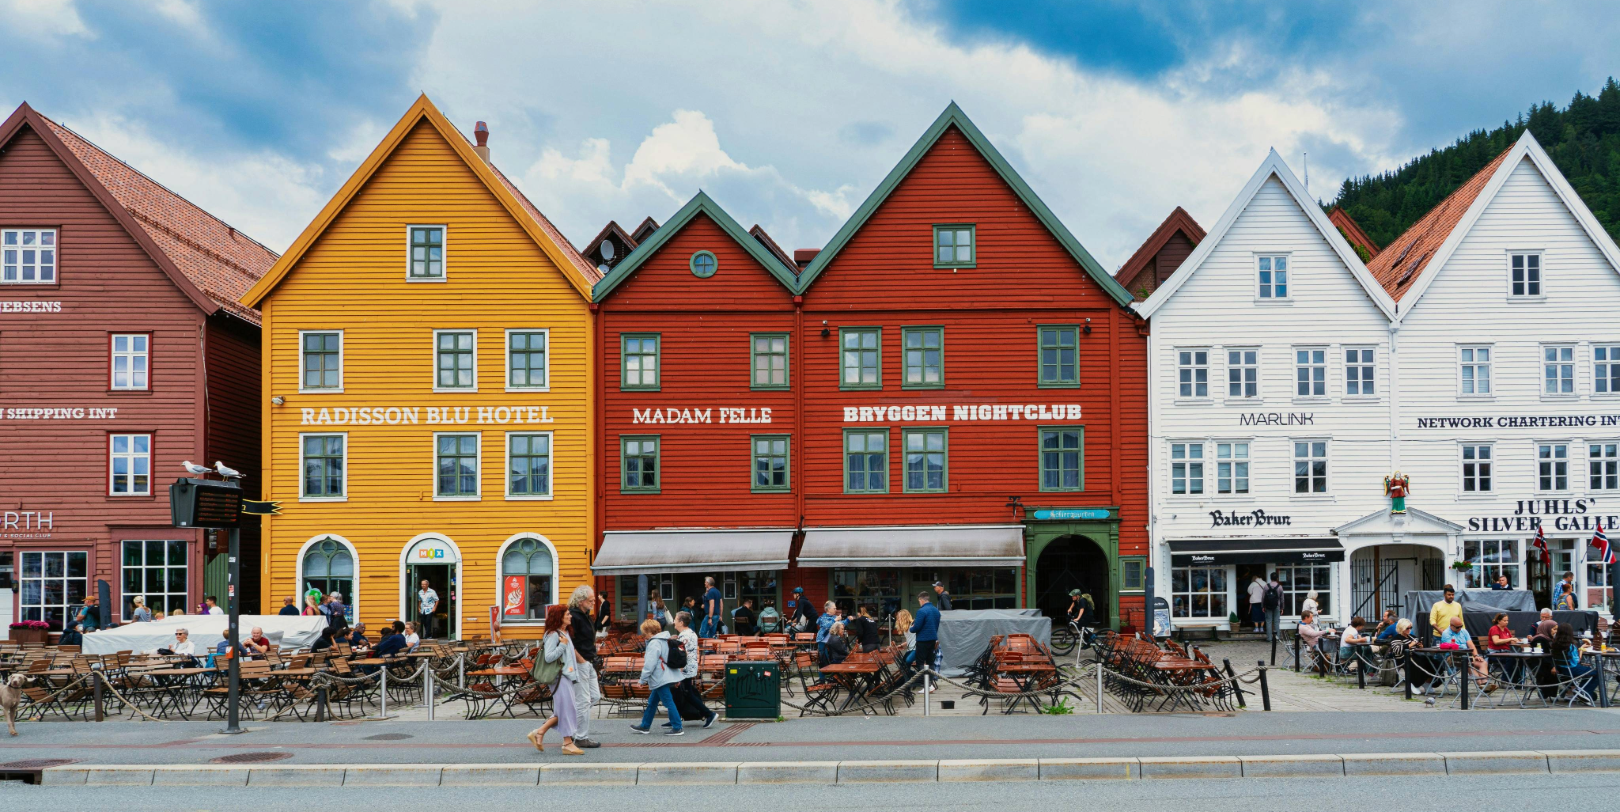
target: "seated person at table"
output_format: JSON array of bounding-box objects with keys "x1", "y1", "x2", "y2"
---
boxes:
[
  {"x1": 156, "y1": 627, "x2": 199, "y2": 666},
  {"x1": 732, "y1": 597, "x2": 757, "y2": 637},
  {"x1": 348, "y1": 622, "x2": 370, "y2": 652},
  {"x1": 245, "y1": 626, "x2": 272, "y2": 657},
  {"x1": 374, "y1": 621, "x2": 409, "y2": 658},
  {"x1": 1490, "y1": 574, "x2": 1513, "y2": 590},
  {"x1": 1383, "y1": 620, "x2": 1428, "y2": 693},
  {"x1": 1372, "y1": 609, "x2": 1399, "y2": 639},
  {"x1": 1529, "y1": 609, "x2": 1558, "y2": 645},
  {"x1": 1485, "y1": 613, "x2": 1523, "y2": 683},
  {"x1": 756, "y1": 600, "x2": 781, "y2": 635},
  {"x1": 1553, "y1": 622, "x2": 1598, "y2": 700},
  {"x1": 1296, "y1": 611, "x2": 1328, "y2": 673},
  {"x1": 215, "y1": 630, "x2": 248, "y2": 658},
  {"x1": 823, "y1": 622, "x2": 849, "y2": 666},
  {"x1": 404, "y1": 621, "x2": 421, "y2": 651},
  {"x1": 310, "y1": 627, "x2": 337, "y2": 653},
  {"x1": 1338, "y1": 616, "x2": 1371, "y2": 670},
  {"x1": 1439, "y1": 616, "x2": 1491, "y2": 690}
]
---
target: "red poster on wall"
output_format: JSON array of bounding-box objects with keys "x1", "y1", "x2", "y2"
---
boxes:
[{"x1": 503, "y1": 575, "x2": 526, "y2": 617}]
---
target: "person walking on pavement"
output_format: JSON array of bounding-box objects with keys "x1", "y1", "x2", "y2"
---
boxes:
[
  {"x1": 699, "y1": 577, "x2": 723, "y2": 638},
  {"x1": 1553, "y1": 571, "x2": 1579, "y2": 610},
  {"x1": 816, "y1": 601, "x2": 839, "y2": 666},
  {"x1": 666, "y1": 610, "x2": 717, "y2": 730},
  {"x1": 1247, "y1": 575, "x2": 1267, "y2": 635},
  {"x1": 568, "y1": 585, "x2": 603, "y2": 748},
  {"x1": 527, "y1": 604, "x2": 585, "y2": 755},
  {"x1": 1263, "y1": 573, "x2": 1283, "y2": 642},
  {"x1": 417, "y1": 579, "x2": 439, "y2": 639},
  {"x1": 630, "y1": 619, "x2": 685, "y2": 736},
  {"x1": 910, "y1": 591, "x2": 941, "y2": 693},
  {"x1": 932, "y1": 581, "x2": 953, "y2": 611}
]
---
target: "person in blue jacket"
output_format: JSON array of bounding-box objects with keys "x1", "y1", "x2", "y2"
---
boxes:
[{"x1": 909, "y1": 591, "x2": 941, "y2": 693}]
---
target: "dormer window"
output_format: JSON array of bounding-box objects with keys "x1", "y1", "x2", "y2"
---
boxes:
[
  {"x1": 1257, "y1": 255, "x2": 1288, "y2": 299},
  {"x1": 408, "y1": 225, "x2": 445, "y2": 280},
  {"x1": 933, "y1": 225, "x2": 975, "y2": 268}
]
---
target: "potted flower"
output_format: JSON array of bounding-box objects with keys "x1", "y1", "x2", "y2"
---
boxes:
[
  {"x1": 1450, "y1": 560, "x2": 1474, "y2": 573},
  {"x1": 8, "y1": 620, "x2": 49, "y2": 644}
]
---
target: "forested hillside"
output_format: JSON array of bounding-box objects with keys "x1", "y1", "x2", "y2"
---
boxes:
[{"x1": 1330, "y1": 78, "x2": 1620, "y2": 247}]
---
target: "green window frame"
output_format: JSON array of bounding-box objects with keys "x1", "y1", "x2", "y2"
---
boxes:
[
  {"x1": 434, "y1": 330, "x2": 476, "y2": 390},
  {"x1": 620, "y1": 435, "x2": 660, "y2": 493},
  {"x1": 621, "y1": 333, "x2": 660, "y2": 391},
  {"x1": 1120, "y1": 556, "x2": 1147, "y2": 592},
  {"x1": 839, "y1": 327, "x2": 882, "y2": 390},
  {"x1": 408, "y1": 225, "x2": 445, "y2": 279},
  {"x1": 901, "y1": 326, "x2": 944, "y2": 389},
  {"x1": 689, "y1": 250, "x2": 718, "y2": 278},
  {"x1": 750, "y1": 333, "x2": 789, "y2": 390},
  {"x1": 1038, "y1": 426, "x2": 1084, "y2": 492},
  {"x1": 902, "y1": 428, "x2": 948, "y2": 493},
  {"x1": 933, "y1": 224, "x2": 975, "y2": 268},
  {"x1": 435, "y1": 433, "x2": 480, "y2": 498},
  {"x1": 507, "y1": 330, "x2": 548, "y2": 390},
  {"x1": 506, "y1": 432, "x2": 551, "y2": 498},
  {"x1": 751, "y1": 434, "x2": 790, "y2": 492},
  {"x1": 843, "y1": 428, "x2": 889, "y2": 494},
  {"x1": 1038, "y1": 325, "x2": 1079, "y2": 387},
  {"x1": 301, "y1": 331, "x2": 342, "y2": 391},
  {"x1": 301, "y1": 433, "x2": 346, "y2": 498}
]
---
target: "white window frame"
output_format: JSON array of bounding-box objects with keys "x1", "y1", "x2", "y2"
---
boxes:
[
  {"x1": 1293, "y1": 346, "x2": 1327, "y2": 400},
  {"x1": 1255, "y1": 253, "x2": 1291, "y2": 302},
  {"x1": 1344, "y1": 346, "x2": 1376, "y2": 399},
  {"x1": 298, "y1": 329, "x2": 344, "y2": 394},
  {"x1": 504, "y1": 328, "x2": 551, "y2": 393},
  {"x1": 504, "y1": 430, "x2": 554, "y2": 501},
  {"x1": 406, "y1": 224, "x2": 447, "y2": 281},
  {"x1": 432, "y1": 329, "x2": 478, "y2": 392},
  {"x1": 1542, "y1": 344, "x2": 1576, "y2": 398},
  {"x1": 433, "y1": 431, "x2": 481, "y2": 501},
  {"x1": 1594, "y1": 344, "x2": 1620, "y2": 397},
  {"x1": 110, "y1": 333, "x2": 150, "y2": 391},
  {"x1": 1590, "y1": 442, "x2": 1620, "y2": 491},
  {"x1": 298, "y1": 431, "x2": 348, "y2": 502},
  {"x1": 1507, "y1": 250, "x2": 1544, "y2": 300},
  {"x1": 1460, "y1": 443, "x2": 1494, "y2": 494},
  {"x1": 1538, "y1": 442, "x2": 1570, "y2": 492},
  {"x1": 1176, "y1": 348, "x2": 1209, "y2": 401},
  {"x1": 109, "y1": 433, "x2": 152, "y2": 496},
  {"x1": 1169, "y1": 441, "x2": 1205, "y2": 495},
  {"x1": 1215, "y1": 440, "x2": 1250, "y2": 495},
  {"x1": 1, "y1": 228, "x2": 58, "y2": 284},
  {"x1": 1458, "y1": 345, "x2": 1493, "y2": 398},
  {"x1": 1169, "y1": 565, "x2": 1229, "y2": 620},
  {"x1": 1225, "y1": 348, "x2": 1258, "y2": 400},
  {"x1": 1292, "y1": 438, "x2": 1329, "y2": 496}
]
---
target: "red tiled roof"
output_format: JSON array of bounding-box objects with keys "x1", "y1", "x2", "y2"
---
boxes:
[
  {"x1": 1367, "y1": 148, "x2": 1510, "y2": 302},
  {"x1": 42, "y1": 116, "x2": 277, "y2": 324},
  {"x1": 1114, "y1": 206, "x2": 1204, "y2": 286},
  {"x1": 1327, "y1": 207, "x2": 1380, "y2": 257}
]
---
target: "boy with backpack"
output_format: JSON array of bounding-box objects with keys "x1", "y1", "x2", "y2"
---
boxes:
[{"x1": 630, "y1": 618, "x2": 687, "y2": 736}]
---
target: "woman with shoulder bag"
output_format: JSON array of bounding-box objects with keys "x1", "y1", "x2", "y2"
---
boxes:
[{"x1": 526, "y1": 604, "x2": 585, "y2": 755}]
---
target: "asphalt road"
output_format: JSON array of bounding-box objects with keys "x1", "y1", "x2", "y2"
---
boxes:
[{"x1": 6, "y1": 773, "x2": 1618, "y2": 811}]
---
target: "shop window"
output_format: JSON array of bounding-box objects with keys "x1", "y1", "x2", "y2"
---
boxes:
[
  {"x1": 1227, "y1": 349, "x2": 1257, "y2": 399},
  {"x1": 122, "y1": 539, "x2": 187, "y2": 619},
  {"x1": 1120, "y1": 557, "x2": 1146, "y2": 593},
  {"x1": 110, "y1": 334, "x2": 149, "y2": 390},
  {"x1": 830, "y1": 568, "x2": 900, "y2": 617},
  {"x1": 1345, "y1": 347, "x2": 1375, "y2": 396},
  {"x1": 1039, "y1": 427, "x2": 1084, "y2": 492},
  {"x1": 301, "y1": 331, "x2": 342, "y2": 391},
  {"x1": 844, "y1": 429, "x2": 888, "y2": 493},
  {"x1": 1596, "y1": 345, "x2": 1620, "y2": 394},
  {"x1": 1544, "y1": 345, "x2": 1575, "y2": 395},
  {"x1": 1170, "y1": 442, "x2": 1203, "y2": 495},
  {"x1": 1461, "y1": 444, "x2": 1493, "y2": 493},
  {"x1": 501, "y1": 537, "x2": 554, "y2": 620},
  {"x1": 621, "y1": 333, "x2": 660, "y2": 390},
  {"x1": 902, "y1": 327, "x2": 943, "y2": 389},
  {"x1": 723, "y1": 571, "x2": 780, "y2": 624},
  {"x1": 933, "y1": 224, "x2": 974, "y2": 268},
  {"x1": 751, "y1": 434, "x2": 790, "y2": 492},
  {"x1": 434, "y1": 330, "x2": 476, "y2": 390},
  {"x1": 1539, "y1": 443, "x2": 1568, "y2": 491},
  {"x1": 1509, "y1": 252, "x2": 1541, "y2": 297},
  {"x1": 301, "y1": 538, "x2": 354, "y2": 611},
  {"x1": 1275, "y1": 564, "x2": 1331, "y2": 616},
  {"x1": 620, "y1": 435, "x2": 660, "y2": 493},
  {"x1": 109, "y1": 433, "x2": 151, "y2": 495},
  {"x1": 1038, "y1": 326, "x2": 1079, "y2": 387},
  {"x1": 1177, "y1": 349, "x2": 1207, "y2": 398},
  {"x1": 1294, "y1": 348, "x2": 1326, "y2": 397},
  {"x1": 408, "y1": 225, "x2": 445, "y2": 279},
  {"x1": 1, "y1": 228, "x2": 56, "y2": 283},
  {"x1": 902, "y1": 428, "x2": 947, "y2": 493},
  {"x1": 1216, "y1": 441, "x2": 1249, "y2": 494},
  {"x1": 1256, "y1": 254, "x2": 1287, "y2": 299},
  {"x1": 1463, "y1": 539, "x2": 1519, "y2": 589},
  {"x1": 940, "y1": 568, "x2": 1018, "y2": 610},
  {"x1": 840, "y1": 327, "x2": 881, "y2": 390},
  {"x1": 506, "y1": 330, "x2": 548, "y2": 390},
  {"x1": 616, "y1": 574, "x2": 674, "y2": 623},
  {"x1": 300, "y1": 433, "x2": 346, "y2": 499},
  {"x1": 1170, "y1": 566, "x2": 1226, "y2": 619},
  {"x1": 1293, "y1": 440, "x2": 1327, "y2": 494},
  {"x1": 750, "y1": 333, "x2": 788, "y2": 390},
  {"x1": 19, "y1": 551, "x2": 87, "y2": 630},
  {"x1": 507, "y1": 432, "x2": 551, "y2": 497},
  {"x1": 1591, "y1": 443, "x2": 1620, "y2": 490},
  {"x1": 1586, "y1": 558, "x2": 1612, "y2": 612},
  {"x1": 435, "y1": 433, "x2": 480, "y2": 498}
]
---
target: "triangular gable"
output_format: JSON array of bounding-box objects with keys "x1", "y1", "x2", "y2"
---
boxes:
[
  {"x1": 581, "y1": 219, "x2": 637, "y2": 271},
  {"x1": 748, "y1": 224, "x2": 797, "y2": 273},
  {"x1": 0, "y1": 103, "x2": 265, "y2": 322},
  {"x1": 1333, "y1": 507, "x2": 1462, "y2": 537},
  {"x1": 1367, "y1": 150, "x2": 1508, "y2": 303},
  {"x1": 630, "y1": 217, "x2": 660, "y2": 244},
  {"x1": 243, "y1": 94, "x2": 596, "y2": 307},
  {"x1": 1382, "y1": 130, "x2": 1620, "y2": 321},
  {"x1": 1114, "y1": 206, "x2": 1204, "y2": 293},
  {"x1": 1134, "y1": 150, "x2": 1398, "y2": 321},
  {"x1": 591, "y1": 190, "x2": 799, "y2": 300},
  {"x1": 797, "y1": 102, "x2": 1134, "y2": 306}
]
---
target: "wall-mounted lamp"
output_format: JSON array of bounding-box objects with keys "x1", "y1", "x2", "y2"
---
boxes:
[
  {"x1": 1082, "y1": 317, "x2": 1092, "y2": 335},
  {"x1": 820, "y1": 319, "x2": 830, "y2": 339},
  {"x1": 271, "y1": 396, "x2": 285, "y2": 406}
]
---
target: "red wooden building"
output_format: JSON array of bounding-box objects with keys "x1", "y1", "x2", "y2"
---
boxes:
[
  {"x1": 1114, "y1": 207, "x2": 1204, "y2": 301},
  {"x1": 0, "y1": 103, "x2": 274, "y2": 631},
  {"x1": 793, "y1": 104, "x2": 1150, "y2": 628}
]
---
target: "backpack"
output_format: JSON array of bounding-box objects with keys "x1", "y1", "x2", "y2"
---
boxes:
[
  {"x1": 1262, "y1": 584, "x2": 1283, "y2": 611},
  {"x1": 661, "y1": 636, "x2": 688, "y2": 671}
]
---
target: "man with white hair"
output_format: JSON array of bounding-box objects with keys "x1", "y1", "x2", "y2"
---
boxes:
[{"x1": 567, "y1": 585, "x2": 603, "y2": 748}]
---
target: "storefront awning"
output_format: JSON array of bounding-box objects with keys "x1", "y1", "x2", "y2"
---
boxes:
[
  {"x1": 798, "y1": 525, "x2": 1026, "y2": 569},
  {"x1": 592, "y1": 529, "x2": 795, "y2": 576},
  {"x1": 1168, "y1": 538, "x2": 1344, "y2": 566}
]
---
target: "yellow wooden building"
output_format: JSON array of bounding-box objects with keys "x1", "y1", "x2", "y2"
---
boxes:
[{"x1": 242, "y1": 95, "x2": 599, "y2": 639}]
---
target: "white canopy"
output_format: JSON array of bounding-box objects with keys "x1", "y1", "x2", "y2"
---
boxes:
[
  {"x1": 798, "y1": 524, "x2": 1026, "y2": 568},
  {"x1": 592, "y1": 528, "x2": 795, "y2": 576},
  {"x1": 80, "y1": 614, "x2": 331, "y2": 655}
]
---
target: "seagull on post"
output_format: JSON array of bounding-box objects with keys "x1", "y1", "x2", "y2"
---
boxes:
[
  {"x1": 213, "y1": 462, "x2": 243, "y2": 479},
  {"x1": 182, "y1": 461, "x2": 213, "y2": 476}
]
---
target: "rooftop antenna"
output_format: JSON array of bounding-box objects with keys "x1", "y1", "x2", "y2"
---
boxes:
[{"x1": 1303, "y1": 152, "x2": 1309, "y2": 196}]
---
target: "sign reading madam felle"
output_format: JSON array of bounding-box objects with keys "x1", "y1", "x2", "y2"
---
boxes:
[{"x1": 1467, "y1": 498, "x2": 1620, "y2": 533}]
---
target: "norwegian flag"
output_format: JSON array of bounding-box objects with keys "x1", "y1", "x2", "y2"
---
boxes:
[
  {"x1": 1594, "y1": 522, "x2": 1616, "y2": 566},
  {"x1": 1532, "y1": 525, "x2": 1552, "y2": 566}
]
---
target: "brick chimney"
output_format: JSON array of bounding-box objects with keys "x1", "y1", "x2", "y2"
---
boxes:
[{"x1": 473, "y1": 121, "x2": 490, "y2": 163}]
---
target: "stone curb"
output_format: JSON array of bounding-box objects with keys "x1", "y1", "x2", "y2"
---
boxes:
[{"x1": 38, "y1": 750, "x2": 1611, "y2": 786}]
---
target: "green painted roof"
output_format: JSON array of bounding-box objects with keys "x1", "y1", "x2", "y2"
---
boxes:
[
  {"x1": 796, "y1": 102, "x2": 1134, "y2": 307},
  {"x1": 591, "y1": 190, "x2": 801, "y2": 301}
]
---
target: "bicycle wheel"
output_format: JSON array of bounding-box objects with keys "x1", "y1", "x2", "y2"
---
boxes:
[{"x1": 1050, "y1": 625, "x2": 1078, "y2": 655}]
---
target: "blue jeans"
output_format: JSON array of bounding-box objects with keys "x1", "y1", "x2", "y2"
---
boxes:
[
  {"x1": 638, "y1": 683, "x2": 681, "y2": 731},
  {"x1": 699, "y1": 616, "x2": 718, "y2": 639}
]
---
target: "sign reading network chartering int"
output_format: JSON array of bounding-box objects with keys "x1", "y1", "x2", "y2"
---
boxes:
[{"x1": 1030, "y1": 508, "x2": 1113, "y2": 521}]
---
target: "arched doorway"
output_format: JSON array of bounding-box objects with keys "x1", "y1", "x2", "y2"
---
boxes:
[{"x1": 1034, "y1": 534, "x2": 1109, "y2": 626}]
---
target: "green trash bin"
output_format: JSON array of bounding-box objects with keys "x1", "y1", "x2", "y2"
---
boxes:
[{"x1": 724, "y1": 659, "x2": 780, "y2": 719}]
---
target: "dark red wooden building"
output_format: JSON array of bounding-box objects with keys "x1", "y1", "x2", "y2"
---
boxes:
[
  {"x1": 0, "y1": 103, "x2": 274, "y2": 631},
  {"x1": 1114, "y1": 207, "x2": 1204, "y2": 302}
]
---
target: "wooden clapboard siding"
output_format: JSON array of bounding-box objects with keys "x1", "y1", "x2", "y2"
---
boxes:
[{"x1": 256, "y1": 111, "x2": 594, "y2": 637}]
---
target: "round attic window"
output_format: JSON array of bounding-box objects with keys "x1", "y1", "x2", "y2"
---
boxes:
[{"x1": 690, "y1": 250, "x2": 718, "y2": 278}]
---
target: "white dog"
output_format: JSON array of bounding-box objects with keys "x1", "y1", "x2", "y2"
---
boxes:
[{"x1": 1, "y1": 673, "x2": 24, "y2": 736}]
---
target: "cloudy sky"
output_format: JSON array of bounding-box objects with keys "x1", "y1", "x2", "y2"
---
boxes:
[{"x1": 3, "y1": 0, "x2": 1615, "y2": 268}]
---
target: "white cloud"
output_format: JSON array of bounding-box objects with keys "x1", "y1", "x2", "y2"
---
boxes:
[{"x1": 3, "y1": 0, "x2": 91, "y2": 37}]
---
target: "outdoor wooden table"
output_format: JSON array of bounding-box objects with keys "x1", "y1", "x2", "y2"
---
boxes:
[
  {"x1": 139, "y1": 667, "x2": 214, "y2": 718},
  {"x1": 818, "y1": 661, "x2": 883, "y2": 712},
  {"x1": 995, "y1": 661, "x2": 1058, "y2": 714}
]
